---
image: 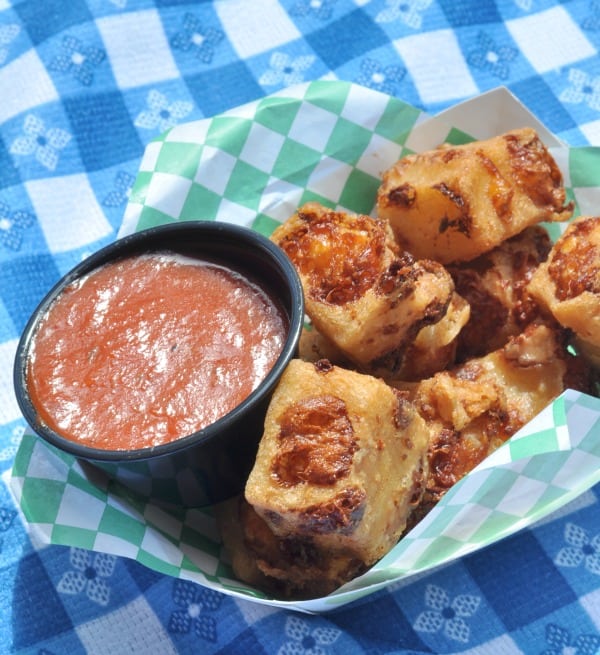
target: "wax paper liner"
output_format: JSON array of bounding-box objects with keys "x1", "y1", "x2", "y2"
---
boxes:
[{"x1": 8, "y1": 81, "x2": 600, "y2": 613}]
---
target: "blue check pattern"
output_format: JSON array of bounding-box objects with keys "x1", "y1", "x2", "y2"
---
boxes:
[{"x1": 2, "y1": 1, "x2": 600, "y2": 653}]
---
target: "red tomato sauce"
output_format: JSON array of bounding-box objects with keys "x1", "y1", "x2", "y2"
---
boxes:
[{"x1": 27, "y1": 252, "x2": 288, "y2": 450}]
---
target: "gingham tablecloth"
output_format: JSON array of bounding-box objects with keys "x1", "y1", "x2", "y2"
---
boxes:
[{"x1": 2, "y1": 1, "x2": 600, "y2": 653}]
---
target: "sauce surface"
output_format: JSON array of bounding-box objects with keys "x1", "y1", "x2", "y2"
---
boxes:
[{"x1": 27, "y1": 252, "x2": 288, "y2": 450}]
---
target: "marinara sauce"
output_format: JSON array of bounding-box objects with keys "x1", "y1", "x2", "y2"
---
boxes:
[{"x1": 27, "y1": 252, "x2": 288, "y2": 450}]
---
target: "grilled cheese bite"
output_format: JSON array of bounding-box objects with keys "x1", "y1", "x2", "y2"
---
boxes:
[
  {"x1": 377, "y1": 128, "x2": 573, "y2": 264},
  {"x1": 527, "y1": 216, "x2": 600, "y2": 367},
  {"x1": 408, "y1": 322, "x2": 596, "y2": 520},
  {"x1": 449, "y1": 225, "x2": 552, "y2": 361},
  {"x1": 299, "y1": 291, "x2": 470, "y2": 383},
  {"x1": 271, "y1": 202, "x2": 456, "y2": 374},
  {"x1": 235, "y1": 358, "x2": 430, "y2": 598}
]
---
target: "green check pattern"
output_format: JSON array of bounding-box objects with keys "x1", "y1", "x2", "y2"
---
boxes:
[
  {"x1": 10, "y1": 82, "x2": 600, "y2": 613},
  {"x1": 123, "y1": 81, "x2": 422, "y2": 236}
]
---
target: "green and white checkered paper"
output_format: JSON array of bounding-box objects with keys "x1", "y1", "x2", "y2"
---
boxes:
[{"x1": 9, "y1": 82, "x2": 600, "y2": 613}]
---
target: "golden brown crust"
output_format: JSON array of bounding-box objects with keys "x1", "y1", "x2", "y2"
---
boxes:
[
  {"x1": 377, "y1": 128, "x2": 573, "y2": 264},
  {"x1": 390, "y1": 291, "x2": 470, "y2": 380},
  {"x1": 527, "y1": 216, "x2": 600, "y2": 351},
  {"x1": 214, "y1": 496, "x2": 365, "y2": 599},
  {"x1": 409, "y1": 322, "x2": 595, "y2": 518},
  {"x1": 271, "y1": 202, "x2": 456, "y2": 372},
  {"x1": 449, "y1": 225, "x2": 552, "y2": 360},
  {"x1": 548, "y1": 218, "x2": 600, "y2": 300},
  {"x1": 240, "y1": 358, "x2": 430, "y2": 598},
  {"x1": 299, "y1": 291, "x2": 470, "y2": 383},
  {"x1": 273, "y1": 203, "x2": 390, "y2": 305},
  {"x1": 271, "y1": 394, "x2": 357, "y2": 488},
  {"x1": 242, "y1": 497, "x2": 367, "y2": 599}
]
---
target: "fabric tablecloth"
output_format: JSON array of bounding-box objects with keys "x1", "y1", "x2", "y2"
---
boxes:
[{"x1": 2, "y1": 1, "x2": 600, "y2": 653}]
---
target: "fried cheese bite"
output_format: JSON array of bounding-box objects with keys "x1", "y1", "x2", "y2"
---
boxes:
[
  {"x1": 408, "y1": 322, "x2": 597, "y2": 521},
  {"x1": 393, "y1": 291, "x2": 470, "y2": 380},
  {"x1": 449, "y1": 225, "x2": 552, "y2": 361},
  {"x1": 527, "y1": 216, "x2": 600, "y2": 367},
  {"x1": 271, "y1": 202, "x2": 455, "y2": 373},
  {"x1": 299, "y1": 292, "x2": 470, "y2": 382},
  {"x1": 217, "y1": 495, "x2": 368, "y2": 599},
  {"x1": 238, "y1": 358, "x2": 430, "y2": 598},
  {"x1": 377, "y1": 128, "x2": 573, "y2": 264}
]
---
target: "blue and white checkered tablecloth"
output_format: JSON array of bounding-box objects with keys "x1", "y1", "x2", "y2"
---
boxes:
[{"x1": 2, "y1": 1, "x2": 600, "y2": 653}]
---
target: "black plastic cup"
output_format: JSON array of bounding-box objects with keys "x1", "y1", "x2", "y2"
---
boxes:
[{"x1": 13, "y1": 221, "x2": 304, "y2": 508}]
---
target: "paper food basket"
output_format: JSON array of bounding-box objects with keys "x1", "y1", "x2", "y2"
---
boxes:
[{"x1": 8, "y1": 82, "x2": 600, "y2": 613}]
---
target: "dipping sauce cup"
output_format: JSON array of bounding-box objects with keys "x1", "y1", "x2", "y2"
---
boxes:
[{"x1": 13, "y1": 222, "x2": 304, "y2": 507}]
